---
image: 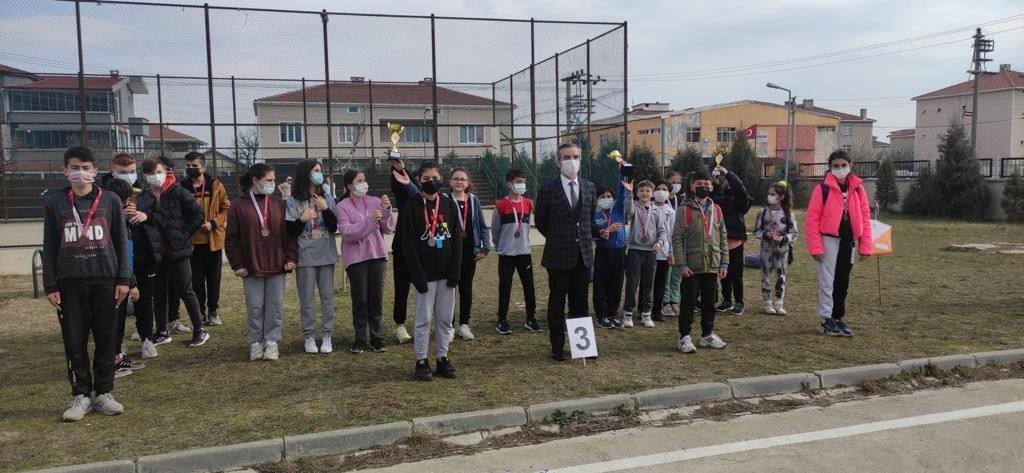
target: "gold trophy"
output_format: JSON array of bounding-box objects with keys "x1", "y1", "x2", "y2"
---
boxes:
[
  {"x1": 713, "y1": 153, "x2": 725, "y2": 177},
  {"x1": 608, "y1": 149, "x2": 634, "y2": 178},
  {"x1": 127, "y1": 187, "x2": 141, "y2": 208},
  {"x1": 387, "y1": 122, "x2": 404, "y2": 159}
]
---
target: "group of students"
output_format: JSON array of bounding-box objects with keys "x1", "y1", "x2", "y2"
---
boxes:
[{"x1": 43, "y1": 144, "x2": 873, "y2": 421}]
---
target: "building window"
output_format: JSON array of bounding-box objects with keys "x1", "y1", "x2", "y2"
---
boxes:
[
  {"x1": 638, "y1": 127, "x2": 661, "y2": 136},
  {"x1": 459, "y1": 126, "x2": 484, "y2": 144},
  {"x1": 13, "y1": 129, "x2": 116, "y2": 149},
  {"x1": 338, "y1": 124, "x2": 359, "y2": 143},
  {"x1": 8, "y1": 90, "x2": 113, "y2": 113},
  {"x1": 346, "y1": 106, "x2": 359, "y2": 113},
  {"x1": 818, "y1": 126, "x2": 836, "y2": 132},
  {"x1": 840, "y1": 125, "x2": 852, "y2": 137},
  {"x1": 841, "y1": 145, "x2": 852, "y2": 153},
  {"x1": 686, "y1": 127, "x2": 701, "y2": 143},
  {"x1": 279, "y1": 123, "x2": 302, "y2": 143},
  {"x1": 716, "y1": 127, "x2": 736, "y2": 144},
  {"x1": 381, "y1": 121, "x2": 433, "y2": 143}
]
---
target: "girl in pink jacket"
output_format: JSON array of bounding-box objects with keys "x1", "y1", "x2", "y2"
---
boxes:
[{"x1": 805, "y1": 150, "x2": 873, "y2": 337}]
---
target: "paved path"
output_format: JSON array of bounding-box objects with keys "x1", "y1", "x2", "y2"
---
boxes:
[{"x1": 359, "y1": 379, "x2": 1024, "y2": 473}]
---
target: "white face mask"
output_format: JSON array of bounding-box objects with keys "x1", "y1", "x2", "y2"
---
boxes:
[
  {"x1": 767, "y1": 194, "x2": 779, "y2": 205},
  {"x1": 671, "y1": 183, "x2": 682, "y2": 194},
  {"x1": 559, "y1": 158, "x2": 580, "y2": 179},
  {"x1": 654, "y1": 190, "x2": 669, "y2": 203},
  {"x1": 511, "y1": 182, "x2": 527, "y2": 195},
  {"x1": 597, "y1": 197, "x2": 614, "y2": 210},
  {"x1": 145, "y1": 172, "x2": 166, "y2": 188},
  {"x1": 115, "y1": 172, "x2": 137, "y2": 185},
  {"x1": 352, "y1": 182, "x2": 369, "y2": 197},
  {"x1": 831, "y1": 166, "x2": 851, "y2": 179},
  {"x1": 254, "y1": 181, "x2": 275, "y2": 195}
]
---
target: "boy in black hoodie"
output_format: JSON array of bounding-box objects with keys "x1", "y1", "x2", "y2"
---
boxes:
[
  {"x1": 398, "y1": 161, "x2": 462, "y2": 381},
  {"x1": 43, "y1": 146, "x2": 131, "y2": 421}
]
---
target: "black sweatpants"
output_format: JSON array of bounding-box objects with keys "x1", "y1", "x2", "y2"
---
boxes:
[
  {"x1": 190, "y1": 243, "x2": 223, "y2": 315},
  {"x1": 456, "y1": 241, "x2": 477, "y2": 326},
  {"x1": 680, "y1": 273, "x2": 718, "y2": 338},
  {"x1": 592, "y1": 246, "x2": 625, "y2": 319},
  {"x1": 58, "y1": 283, "x2": 117, "y2": 396},
  {"x1": 347, "y1": 259, "x2": 386, "y2": 343},
  {"x1": 497, "y1": 254, "x2": 537, "y2": 321},
  {"x1": 392, "y1": 250, "x2": 411, "y2": 325},
  {"x1": 652, "y1": 259, "x2": 671, "y2": 315},
  {"x1": 154, "y1": 257, "x2": 204, "y2": 335},
  {"x1": 719, "y1": 246, "x2": 745, "y2": 304},
  {"x1": 547, "y1": 254, "x2": 590, "y2": 356},
  {"x1": 832, "y1": 238, "x2": 855, "y2": 320}
]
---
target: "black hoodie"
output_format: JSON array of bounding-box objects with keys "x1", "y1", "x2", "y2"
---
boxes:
[
  {"x1": 43, "y1": 186, "x2": 131, "y2": 294},
  {"x1": 398, "y1": 194, "x2": 462, "y2": 293}
]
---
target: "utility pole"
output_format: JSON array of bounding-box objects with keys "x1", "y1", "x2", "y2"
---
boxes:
[{"x1": 966, "y1": 27, "x2": 994, "y2": 158}]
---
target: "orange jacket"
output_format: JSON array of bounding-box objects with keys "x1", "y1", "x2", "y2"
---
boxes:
[{"x1": 183, "y1": 175, "x2": 231, "y2": 251}]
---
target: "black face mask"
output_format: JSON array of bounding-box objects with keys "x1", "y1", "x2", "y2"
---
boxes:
[
  {"x1": 420, "y1": 179, "x2": 442, "y2": 195},
  {"x1": 694, "y1": 186, "x2": 712, "y2": 199},
  {"x1": 186, "y1": 168, "x2": 202, "y2": 179}
]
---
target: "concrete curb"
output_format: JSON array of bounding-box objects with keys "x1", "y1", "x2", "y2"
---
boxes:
[
  {"x1": 527, "y1": 394, "x2": 636, "y2": 423},
  {"x1": 284, "y1": 421, "x2": 412, "y2": 460},
  {"x1": 23, "y1": 348, "x2": 1023, "y2": 473}
]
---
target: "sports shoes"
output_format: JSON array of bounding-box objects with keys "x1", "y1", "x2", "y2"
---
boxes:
[
  {"x1": 677, "y1": 335, "x2": 697, "y2": 353},
  {"x1": 350, "y1": 340, "x2": 367, "y2": 354},
  {"x1": 622, "y1": 312, "x2": 634, "y2": 328},
  {"x1": 597, "y1": 317, "x2": 616, "y2": 329},
  {"x1": 641, "y1": 313, "x2": 655, "y2": 328},
  {"x1": 699, "y1": 333, "x2": 727, "y2": 349},
  {"x1": 773, "y1": 300, "x2": 787, "y2": 315},
  {"x1": 207, "y1": 310, "x2": 222, "y2": 326},
  {"x1": 370, "y1": 338, "x2": 387, "y2": 353},
  {"x1": 141, "y1": 339, "x2": 158, "y2": 359},
  {"x1": 263, "y1": 341, "x2": 279, "y2": 360},
  {"x1": 715, "y1": 301, "x2": 734, "y2": 312},
  {"x1": 729, "y1": 303, "x2": 746, "y2": 315},
  {"x1": 414, "y1": 359, "x2": 433, "y2": 381},
  {"x1": 62, "y1": 394, "x2": 92, "y2": 421},
  {"x1": 114, "y1": 367, "x2": 132, "y2": 379},
  {"x1": 652, "y1": 310, "x2": 666, "y2": 322},
  {"x1": 93, "y1": 393, "x2": 124, "y2": 416},
  {"x1": 447, "y1": 329, "x2": 455, "y2": 344},
  {"x1": 320, "y1": 337, "x2": 334, "y2": 353},
  {"x1": 250, "y1": 342, "x2": 264, "y2": 361},
  {"x1": 660, "y1": 304, "x2": 676, "y2": 317},
  {"x1": 434, "y1": 357, "x2": 457, "y2": 379},
  {"x1": 763, "y1": 301, "x2": 777, "y2": 315},
  {"x1": 304, "y1": 337, "x2": 318, "y2": 354},
  {"x1": 115, "y1": 353, "x2": 143, "y2": 371},
  {"x1": 496, "y1": 319, "x2": 512, "y2": 335},
  {"x1": 394, "y1": 326, "x2": 412, "y2": 344},
  {"x1": 458, "y1": 324, "x2": 475, "y2": 341},
  {"x1": 130, "y1": 330, "x2": 141, "y2": 341},
  {"x1": 152, "y1": 333, "x2": 173, "y2": 346},
  {"x1": 187, "y1": 330, "x2": 210, "y2": 348},
  {"x1": 821, "y1": 319, "x2": 843, "y2": 337},
  {"x1": 835, "y1": 320, "x2": 854, "y2": 337},
  {"x1": 524, "y1": 319, "x2": 543, "y2": 333},
  {"x1": 170, "y1": 320, "x2": 192, "y2": 334}
]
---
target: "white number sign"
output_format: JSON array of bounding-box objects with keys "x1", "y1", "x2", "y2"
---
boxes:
[{"x1": 566, "y1": 317, "x2": 599, "y2": 359}]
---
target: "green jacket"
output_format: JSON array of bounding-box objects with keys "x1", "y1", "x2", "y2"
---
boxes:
[{"x1": 672, "y1": 198, "x2": 729, "y2": 274}]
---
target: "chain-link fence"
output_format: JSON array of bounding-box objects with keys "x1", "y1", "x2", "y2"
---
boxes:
[{"x1": 0, "y1": 0, "x2": 627, "y2": 245}]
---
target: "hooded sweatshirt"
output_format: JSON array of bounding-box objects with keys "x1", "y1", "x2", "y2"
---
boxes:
[{"x1": 42, "y1": 186, "x2": 131, "y2": 293}]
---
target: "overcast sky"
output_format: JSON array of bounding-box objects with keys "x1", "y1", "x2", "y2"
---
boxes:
[{"x1": 2, "y1": 0, "x2": 1022, "y2": 144}]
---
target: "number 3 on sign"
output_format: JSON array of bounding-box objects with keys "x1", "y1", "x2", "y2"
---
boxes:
[{"x1": 566, "y1": 317, "x2": 599, "y2": 359}]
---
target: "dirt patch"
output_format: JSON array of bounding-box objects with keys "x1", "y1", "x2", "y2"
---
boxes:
[
  {"x1": 0, "y1": 431, "x2": 20, "y2": 446},
  {"x1": 944, "y1": 242, "x2": 1024, "y2": 254}
]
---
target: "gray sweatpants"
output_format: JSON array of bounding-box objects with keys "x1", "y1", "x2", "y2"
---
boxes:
[
  {"x1": 413, "y1": 280, "x2": 456, "y2": 360},
  {"x1": 243, "y1": 274, "x2": 286, "y2": 344},
  {"x1": 816, "y1": 235, "x2": 856, "y2": 322},
  {"x1": 295, "y1": 264, "x2": 336, "y2": 338},
  {"x1": 623, "y1": 249, "x2": 657, "y2": 314}
]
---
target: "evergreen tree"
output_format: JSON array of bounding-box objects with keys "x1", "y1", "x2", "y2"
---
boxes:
[
  {"x1": 628, "y1": 144, "x2": 663, "y2": 184},
  {"x1": 931, "y1": 123, "x2": 990, "y2": 220},
  {"x1": 723, "y1": 130, "x2": 762, "y2": 196},
  {"x1": 1001, "y1": 172, "x2": 1024, "y2": 222},
  {"x1": 875, "y1": 157, "x2": 900, "y2": 214},
  {"x1": 902, "y1": 167, "x2": 936, "y2": 216},
  {"x1": 670, "y1": 146, "x2": 706, "y2": 177}
]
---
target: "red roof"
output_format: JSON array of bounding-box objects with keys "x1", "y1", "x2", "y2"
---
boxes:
[
  {"x1": 7, "y1": 74, "x2": 126, "y2": 91},
  {"x1": 146, "y1": 124, "x2": 204, "y2": 143},
  {"x1": 913, "y1": 68, "x2": 1024, "y2": 100},
  {"x1": 888, "y1": 128, "x2": 915, "y2": 138},
  {"x1": 0, "y1": 64, "x2": 36, "y2": 78},
  {"x1": 256, "y1": 82, "x2": 507, "y2": 107},
  {"x1": 801, "y1": 105, "x2": 874, "y2": 122}
]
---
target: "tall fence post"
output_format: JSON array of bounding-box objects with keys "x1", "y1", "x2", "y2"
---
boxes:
[
  {"x1": 367, "y1": 80, "x2": 375, "y2": 159},
  {"x1": 554, "y1": 52, "x2": 560, "y2": 142},
  {"x1": 622, "y1": 22, "x2": 628, "y2": 161},
  {"x1": 204, "y1": 3, "x2": 217, "y2": 175},
  {"x1": 231, "y1": 75, "x2": 238, "y2": 172},
  {"x1": 75, "y1": 0, "x2": 87, "y2": 146},
  {"x1": 585, "y1": 38, "x2": 592, "y2": 175},
  {"x1": 491, "y1": 82, "x2": 496, "y2": 127},
  {"x1": 0, "y1": 109, "x2": 6, "y2": 221},
  {"x1": 509, "y1": 75, "x2": 514, "y2": 161},
  {"x1": 321, "y1": 10, "x2": 334, "y2": 174},
  {"x1": 529, "y1": 19, "x2": 538, "y2": 194},
  {"x1": 430, "y1": 14, "x2": 439, "y2": 161},
  {"x1": 156, "y1": 74, "x2": 165, "y2": 154},
  {"x1": 301, "y1": 77, "x2": 309, "y2": 160}
]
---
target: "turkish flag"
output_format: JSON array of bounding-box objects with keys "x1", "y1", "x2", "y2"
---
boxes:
[{"x1": 741, "y1": 124, "x2": 757, "y2": 140}]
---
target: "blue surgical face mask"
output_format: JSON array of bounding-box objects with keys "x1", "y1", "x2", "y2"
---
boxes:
[
  {"x1": 311, "y1": 171, "x2": 325, "y2": 186},
  {"x1": 258, "y1": 182, "x2": 275, "y2": 195},
  {"x1": 115, "y1": 172, "x2": 137, "y2": 185}
]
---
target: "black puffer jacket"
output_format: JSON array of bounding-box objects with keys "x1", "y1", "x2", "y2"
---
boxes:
[
  {"x1": 712, "y1": 171, "x2": 751, "y2": 241},
  {"x1": 137, "y1": 180, "x2": 204, "y2": 262}
]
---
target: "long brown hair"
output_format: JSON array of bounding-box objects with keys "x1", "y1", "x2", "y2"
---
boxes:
[{"x1": 449, "y1": 167, "x2": 473, "y2": 194}]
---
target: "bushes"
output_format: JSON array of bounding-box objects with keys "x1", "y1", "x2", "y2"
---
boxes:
[
  {"x1": 1002, "y1": 173, "x2": 1024, "y2": 222},
  {"x1": 875, "y1": 157, "x2": 900, "y2": 214},
  {"x1": 902, "y1": 123, "x2": 989, "y2": 220}
]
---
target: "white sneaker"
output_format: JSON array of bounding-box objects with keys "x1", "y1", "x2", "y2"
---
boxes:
[
  {"x1": 699, "y1": 333, "x2": 727, "y2": 349},
  {"x1": 93, "y1": 393, "x2": 124, "y2": 416},
  {"x1": 395, "y1": 326, "x2": 412, "y2": 344},
  {"x1": 660, "y1": 305, "x2": 675, "y2": 317},
  {"x1": 763, "y1": 301, "x2": 777, "y2": 315},
  {"x1": 170, "y1": 320, "x2": 192, "y2": 334},
  {"x1": 458, "y1": 324, "x2": 475, "y2": 341},
  {"x1": 678, "y1": 335, "x2": 697, "y2": 353},
  {"x1": 774, "y1": 300, "x2": 788, "y2": 315},
  {"x1": 250, "y1": 342, "x2": 264, "y2": 362},
  {"x1": 130, "y1": 330, "x2": 141, "y2": 341},
  {"x1": 641, "y1": 313, "x2": 655, "y2": 328},
  {"x1": 263, "y1": 341, "x2": 279, "y2": 360},
  {"x1": 448, "y1": 329, "x2": 455, "y2": 344},
  {"x1": 304, "y1": 337, "x2": 318, "y2": 354},
  {"x1": 141, "y1": 339, "x2": 158, "y2": 359},
  {"x1": 320, "y1": 337, "x2": 333, "y2": 354},
  {"x1": 62, "y1": 394, "x2": 92, "y2": 421},
  {"x1": 622, "y1": 312, "x2": 634, "y2": 328}
]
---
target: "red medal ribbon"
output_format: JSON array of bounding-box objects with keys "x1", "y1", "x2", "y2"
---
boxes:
[
  {"x1": 509, "y1": 197, "x2": 524, "y2": 236},
  {"x1": 423, "y1": 196, "x2": 441, "y2": 239},
  {"x1": 459, "y1": 194, "x2": 470, "y2": 233},
  {"x1": 637, "y1": 203, "x2": 650, "y2": 241},
  {"x1": 250, "y1": 192, "x2": 270, "y2": 233},
  {"x1": 68, "y1": 188, "x2": 103, "y2": 240}
]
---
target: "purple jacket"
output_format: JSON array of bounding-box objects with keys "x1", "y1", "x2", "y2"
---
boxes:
[{"x1": 335, "y1": 195, "x2": 395, "y2": 268}]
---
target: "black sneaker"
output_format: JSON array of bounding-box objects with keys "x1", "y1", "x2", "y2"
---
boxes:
[
  {"x1": 835, "y1": 320, "x2": 854, "y2": 337},
  {"x1": 187, "y1": 330, "x2": 209, "y2": 348},
  {"x1": 496, "y1": 319, "x2": 512, "y2": 335},
  {"x1": 611, "y1": 317, "x2": 624, "y2": 328},
  {"x1": 715, "y1": 301, "x2": 734, "y2": 312},
  {"x1": 821, "y1": 319, "x2": 843, "y2": 337},
  {"x1": 350, "y1": 340, "x2": 368, "y2": 354},
  {"x1": 729, "y1": 303, "x2": 746, "y2": 315},
  {"x1": 434, "y1": 357, "x2": 457, "y2": 379},
  {"x1": 370, "y1": 338, "x2": 387, "y2": 352},
  {"x1": 414, "y1": 359, "x2": 433, "y2": 381},
  {"x1": 550, "y1": 352, "x2": 568, "y2": 362},
  {"x1": 596, "y1": 317, "x2": 616, "y2": 329},
  {"x1": 524, "y1": 319, "x2": 543, "y2": 333},
  {"x1": 652, "y1": 311, "x2": 666, "y2": 322},
  {"x1": 152, "y1": 333, "x2": 173, "y2": 346}
]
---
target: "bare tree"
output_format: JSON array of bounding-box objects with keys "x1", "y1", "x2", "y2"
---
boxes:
[{"x1": 235, "y1": 128, "x2": 260, "y2": 171}]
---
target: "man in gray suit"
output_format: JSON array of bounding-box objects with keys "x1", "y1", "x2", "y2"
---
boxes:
[{"x1": 535, "y1": 143, "x2": 597, "y2": 361}]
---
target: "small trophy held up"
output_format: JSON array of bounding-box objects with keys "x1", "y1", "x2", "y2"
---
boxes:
[
  {"x1": 608, "y1": 149, "x2": 634, "y2": 179},
  {"x1": 127, "y1": 187, "x2": 141, "y2": 208},
  {"x1": 713, "y1": 153, "x2": 725, "y2": 176},
  {"x1": 387, "y1": 122, "x2": 404, "y2": 159}
]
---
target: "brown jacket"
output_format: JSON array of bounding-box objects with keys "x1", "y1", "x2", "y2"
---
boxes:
[
  {"x1": 225, "y1": 193, "x2": 298, "y2": 277},
  {"x1": 181, "y1": 174, "x2": 231, "y2": 251}
]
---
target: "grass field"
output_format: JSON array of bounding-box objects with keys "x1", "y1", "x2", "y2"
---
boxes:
[{"x1": 1, "y1": 212, "x2": 1022, "y2": 472}]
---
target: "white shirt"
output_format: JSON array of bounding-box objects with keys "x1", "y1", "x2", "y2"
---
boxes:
[{"x1": 560, "y1": 173, "x2": 579, "y2": 207}]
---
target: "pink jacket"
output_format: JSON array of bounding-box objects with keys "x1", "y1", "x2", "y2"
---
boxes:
[
  {"x1": 805, "y1": 173, "x2": 873, "y2": 257},
  {"x1": 335, "y1": 195, "x2": 395, "y2": 268}
]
